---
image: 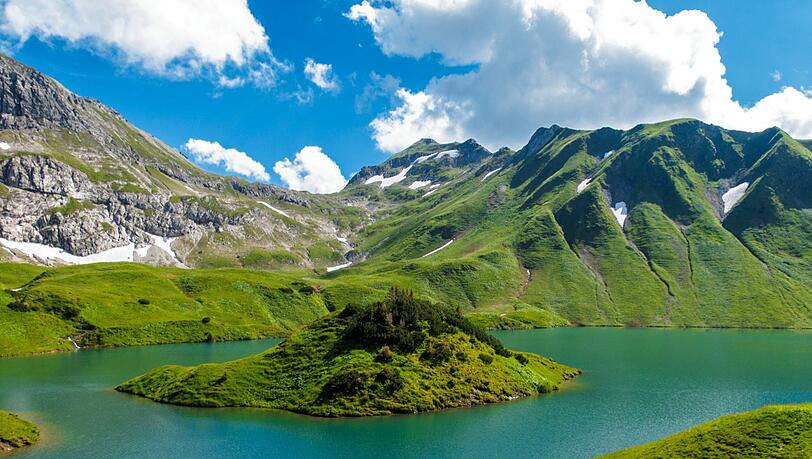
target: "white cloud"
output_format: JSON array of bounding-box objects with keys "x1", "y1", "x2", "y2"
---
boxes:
[
  {"x1": 184, "y1": 138, "x2": 270, "y2": 181},
  {"x1": 771, "y1": 70, "x2": 782, "y2": 82},
  {"x1": 1, "y1": 0, "x2": 288, "y2": 88},
  {"x1": 348, "y1": 0, "x2": 812, "y2": 152},
  {"x1": 304, "y1": 58, "x2": 340, "y2": 92},
  {"x1": 273, "y1": 146, "x2": 347, "y2": 194}
]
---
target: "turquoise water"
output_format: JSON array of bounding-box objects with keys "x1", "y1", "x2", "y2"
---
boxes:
[{"x1": 2, "y1": 328, "x2": 811, "y2": 458}]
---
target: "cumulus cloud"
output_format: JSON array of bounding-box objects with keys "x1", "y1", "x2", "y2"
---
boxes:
[
  {"x1": 273, "y1": 146, "x2": 347, "y2": 194},
  {"x1": 304, "y1": 58, "x2": 340, "y2": 92},
  {"x1": 347, "y1": 0, "x2": 812, "y2": 152},
  {"x1": 1, "y1": 0, "x2": 289, "y2": 88},
  {"x1": 184, "y1": 138, "x2": 270, "y2": 181}
]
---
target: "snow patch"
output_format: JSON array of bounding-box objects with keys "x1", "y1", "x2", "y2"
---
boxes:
[
  {"x1": 364, "y1": 175, "x2": 384, "y2": 185},
  {"x1": 0, "y1": 237, "x2": 136, "y2": 264},
  {"x1": 435, "y1": 149, "x2": 459, "y2": 160},
  {"x1": 257, "y1": 201, "x2": 291, "y2": 219},
  {"x1": 481, "y1": 168, "x2": 502, "y2": 181},
  {"x1": 602, "y1": 151, "x2": 614, "y2": 160},
  {"x1": 409, "y1": 180, "x2": 431, "y2": 190},
  {"x1": 146, "y1": 233, "x2": 178, "y2": 260},
  {"x1": 611, "y1": 202, "x2": 629, "y2": 228},
  {"x1": 365, "y1": 152, "x2": 444, "y2": 189},
  {"x1": 722, "y1": 182, "x2": 749, "y2": 214},
  {"x1": 326, "y1": 261, "x2": 352, "y2": 272},
  {"x1": 577, "y1": 178, "x2": 592, "y2": 193},
  {"x1": 0, "y1": 142, "x2": 10, "y2": 151},
  {"x1": 422, "y1": 189, "x2": 438, "y2": 198},
  {"x1": 422, "y1": 239, "x2": 454, "y2": 258},
  {"x1": 336, "y1": 237, "x2": 348, "y2": 245}
]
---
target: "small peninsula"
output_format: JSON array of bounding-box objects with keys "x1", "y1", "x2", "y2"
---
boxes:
[
  {"x1": 0, "y1": 410, "x2": 39, "y2": 454},
  {"x1": 604, "y1": 404, "x2": 812, "y2": 458},
  {"x1": 117, "y1": 288, "x2": 579, "y2": 417}
]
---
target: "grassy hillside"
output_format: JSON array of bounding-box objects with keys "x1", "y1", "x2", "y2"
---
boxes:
[
  {"x1": 0, "y1": 410, "x2": 39, "y2": 453},
  {"x1": 0, "y1": 262, "x2": 391, "y2": 357},
  {"x1": 604, "y1": 404, "x2": 812, "y2": 458},
  {"x1": 117, "y1": 288, "x2": 579, "y2": 416},
  {"x1": 329, "y1": 119, "x2": 812, "y2": 329}
]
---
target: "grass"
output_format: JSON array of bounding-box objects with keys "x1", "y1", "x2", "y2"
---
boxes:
[
  {"x1": 0, "y1": 263, "x2": 335, "y2": 357},
  {"x1": 604, "y1": 404, "x2": 812, "y2": 458},
  {"x1": 116, "y1": 288, "x2": 580, "y2": 417},
  {"x1": 0, "y1": 410, "x2": 39, "y2": 451},
  {"x1": 46, "y1": 197, "x2": 95, "y2": 215}
]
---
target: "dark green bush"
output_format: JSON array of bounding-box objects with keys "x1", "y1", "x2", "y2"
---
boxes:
[
  {"x1": 322, "y1": 367, "x2": 367, "y2": 396},
  {"x1": 137, "y1": 298, "x2": 150, "y2": 305},
  {"x1": 478, "y1": 353, "x2": 494, "y2": 365},
  {"x1": 201, "y1": 316, "x2": 211, "y2": 324},
  {"x1": 515, "y1": 353, "x2": 529, "y2": 365}
]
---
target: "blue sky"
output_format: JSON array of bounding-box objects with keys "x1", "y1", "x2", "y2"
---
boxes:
[{"x1": 3, "y1": 0, "x2": 812, "y2": 192}]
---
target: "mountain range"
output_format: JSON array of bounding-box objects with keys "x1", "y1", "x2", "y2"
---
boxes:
[{"x1": 2, "y1": 54, "x2": 812, "y2": 356}]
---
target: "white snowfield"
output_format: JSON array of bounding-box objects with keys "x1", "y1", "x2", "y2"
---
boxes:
[
  {"x1": 408, "y1": 180, "x2": 432, "y2": 190},
  {"x1": 603, "y1": 150, "x2": 614, "y2": 160},
  {"x1": 722, "y1": 182, "x2": 749, "y2": 214},
  {"x1": 435, "y1": 149, "x2": 459, "y2": 160},
  {"x1": 364, "y1": 151, "x2": 449, "y2": 188},
  {"x1": 257, "y1": 201, "x2": 291, "y2": 219},
  {"x1": 1, "y1": 232, "x2": 182, "y2": 266},
  {"x1": 336, "y1": 236, "x2": 348, "y2": 244},
  {"x1": 612, "y1": 202, "x2": 629, "y2": 228},
  {"x1": 577, "y1": 178, "x2": 592, "y2": 193},
  {"x1": 481, "y1": 168, "x2": 502, "y2": 181},
  {"x1": 422, "y1": 188, "x2": 439, "y2": 198},
  {"x1": 0, "y1": 142, "x2": 10, "y2": 150},
  {"x1": 0, "y1": 237, "x2": 136, "y2": 264},
  {"x1": 422, "y1": 239, "x2": 454, "y2": 257},
  {"x1": 326, "y1": 261, "x2": 352, "y2": 272}
]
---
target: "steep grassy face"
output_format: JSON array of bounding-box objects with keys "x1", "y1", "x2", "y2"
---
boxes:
[
  {"x1": 604, "y1": 404, "x2": 812, "y2": 458},
  {"x1": 0, "y1": 411, "x2": 39, "y2": 452},
  {"x1": 116, "y1": 289, "x2": 580, "y2": 417},
  {"x1": 330, "y1": 119, "x2": 812, "y2": 329}
]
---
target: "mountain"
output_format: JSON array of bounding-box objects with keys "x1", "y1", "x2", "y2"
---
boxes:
[
  {"x1": 0, "y1": 54, "x2": 359, "y2": 270},
  {"x1": 335, "y1": 119, "x2": 812, "y2": 329},
  {"x1": 603, "y1": 404, "x2": 812, "y2": 458},
  {"x1": 116, "y1": 288, "x2": 579, "y2": 416},
  {"x1": 2, "y1": 54, "x2": 812, "y2": 359}
]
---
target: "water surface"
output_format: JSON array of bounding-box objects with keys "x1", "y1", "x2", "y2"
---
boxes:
[{"x1": 2, "y1": 328, "x2": 811, "y2": 458}]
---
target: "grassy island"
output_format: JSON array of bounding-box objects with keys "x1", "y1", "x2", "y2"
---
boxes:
[
  {"x1": 117, "y1": 288, "x2": 579, "y2": 417},
  {"x1": 0, "y1": 411, "x2": 39, "y2": 453},
  {"x1": 604, "y1": 404, "x2": 812, "y2": 458}
]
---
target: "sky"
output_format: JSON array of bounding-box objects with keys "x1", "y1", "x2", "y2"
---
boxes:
[{"x1": 1, "y1": 0, "x2": 812, "y2": 193}]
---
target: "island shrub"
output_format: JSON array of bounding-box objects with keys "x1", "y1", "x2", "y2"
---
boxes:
[
  {"x1": 323, "y1": 367, "x2": 367, "y2": 396},
  {"x1": 137, "y1": 298, "x2": 150, "y2": 305}
]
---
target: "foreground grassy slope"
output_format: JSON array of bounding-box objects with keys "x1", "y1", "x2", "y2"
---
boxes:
[
  {"x1": 1, "y1": 262, "x2": 377, "y2": 357},
  {"x1": 604, "y1": 404, "x2": 812, "y2": 458},
  {"x1": 0, "y1": 410, "x2": 39, "y2": 453},
  {"x1": 117, "y1": 289, "x2": 579, "y2": 417}
]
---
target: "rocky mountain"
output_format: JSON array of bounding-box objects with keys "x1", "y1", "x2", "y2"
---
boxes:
[
  {"x1": 0, "y1": 54, "x2": 360, "y2": 270},
  {"x1": 2, "y1": 54, "x2": 812, "y2": 332}
]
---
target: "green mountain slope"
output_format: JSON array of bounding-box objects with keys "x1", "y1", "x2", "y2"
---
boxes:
[
  {"x1": 116, "y1": 288, "x2": 579, "y2": 417},
  {"x1": 332, "y1": 119, "x2": 812, "y2": 328},
  {"x1": 604, "y1": 404, "x2": 812, "y2": 458}
]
